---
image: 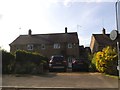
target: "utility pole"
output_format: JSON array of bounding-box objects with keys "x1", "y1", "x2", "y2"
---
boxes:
[
  {"x1": 116, "y1": 0, "x2": 120, "y2": 78},
  {"x1": 115, "y1": 1, "x2": 120, "y2": 90}
]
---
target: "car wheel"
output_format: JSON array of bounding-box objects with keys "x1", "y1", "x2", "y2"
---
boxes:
[
  {"x1": 63, "y1": 68, "x2": 67, "y2": 72},
  {"x1": 72, "y1": 69, "x2": 76, "y2": 72}
]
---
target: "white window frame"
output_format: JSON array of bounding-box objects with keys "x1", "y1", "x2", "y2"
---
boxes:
[
  {"x1": 54, "y1": 43, "x2": 60, "y2": 49},
  {"x1": 41, "y1": 44, "x2": 45, "y2": 50},
  {"x1": 68, "y1": 43, "x2": 72, "y2": 48},
  {"x1": 27, "y1": 44, "x2": 33, "y2": 50}
]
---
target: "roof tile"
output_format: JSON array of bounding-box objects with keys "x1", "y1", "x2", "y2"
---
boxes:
[{"x1": 10, "y1": 32, "x2": 79, "y2": 45}]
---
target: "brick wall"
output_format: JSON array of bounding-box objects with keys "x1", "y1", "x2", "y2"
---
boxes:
[{"x1": 10, "y1": 43, "x2": 79, "y2": 59}]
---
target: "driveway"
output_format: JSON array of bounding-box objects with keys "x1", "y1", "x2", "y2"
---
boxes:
[{"x1": 2, "y1": 72, "x2": 119, "y2": 89}]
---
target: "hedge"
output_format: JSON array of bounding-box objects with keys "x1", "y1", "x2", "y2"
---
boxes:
[
  {"x1": 2, "y1": 49, "x2": 48, "y2": 74},
  {"x1": 14, "y1": 50, "x2": 48, "y2": 74},
  {"x1": 2, "y1": 50, "x2": 15, "y2": 74}
]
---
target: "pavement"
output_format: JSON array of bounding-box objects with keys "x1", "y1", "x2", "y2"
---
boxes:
[{"x1": 2, "y1": 72, "x2": 119, "y2": 90}]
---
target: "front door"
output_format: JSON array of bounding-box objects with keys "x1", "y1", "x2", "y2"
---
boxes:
[{"x1": 67, "y1": 57, "x2": 72, "y2": 68}]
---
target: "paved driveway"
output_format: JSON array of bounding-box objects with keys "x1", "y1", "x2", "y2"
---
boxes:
[{"x1": 2, "y1": 72, "x2": 119, "y2": 88}]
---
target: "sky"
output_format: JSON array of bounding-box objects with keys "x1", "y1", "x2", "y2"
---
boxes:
[{"x1": 0, "y1": 0, "x2": 119, "y2": 51}]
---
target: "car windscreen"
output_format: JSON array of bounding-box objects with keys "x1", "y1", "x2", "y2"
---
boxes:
[{"x1": 53, "y1": 57, "x2": 64, "y2": 62}]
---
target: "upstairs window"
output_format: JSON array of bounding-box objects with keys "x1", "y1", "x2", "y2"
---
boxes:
[
  {"x1": 54, "y1": 43, "x2": 60, "y2": 49},
  {"x1": 41, "y1": 44, "x2": 45, "y2": 49},
  {"x1": 68, "y1": 43, "x2": 72, "y2": 48},
  {"x1": 27, "y1": 44, "x2": 33, "y2": 50}
]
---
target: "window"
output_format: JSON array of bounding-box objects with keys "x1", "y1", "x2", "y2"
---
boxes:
[
  {"x1": 41, "y1": 44, "x2": 45, "y2": 49},
  {"x1": 16, "y1": 47, "x2": 19, "y2": 50},
  {"x1": 27, "y1": 44, "x2": 33, "y2": 50},
  {"x1": 68, "y1": 43, "x2": 72, "y2": 48},
  {"x1": 54, "y1": 43, "x2": 60, "y2": 49}
]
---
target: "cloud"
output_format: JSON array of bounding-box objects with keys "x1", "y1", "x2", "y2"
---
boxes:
[
  {"x1": 0, "y1": 14, "x2": 3, "y2": 19},
  {"x1": 63, "y1": 0, "x2": 73, "y2": 7},
  {"x1": 54, "y1": 0, "x2": 116, "y2": 7},
  {"x1": 62, "y1": 0, "x2": 116, "y2": 7},
  {"x1": 63, "y1": 0, "x2": 116, "y2": 3}
]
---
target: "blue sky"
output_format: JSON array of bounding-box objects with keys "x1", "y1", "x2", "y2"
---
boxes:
[{"x1": 0, "y1": 0, "x2": 118, "y2": 51}]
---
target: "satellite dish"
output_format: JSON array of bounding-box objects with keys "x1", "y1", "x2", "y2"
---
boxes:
[{"x1": 110, "y1": 30, "x2": 118, "y2": 41}]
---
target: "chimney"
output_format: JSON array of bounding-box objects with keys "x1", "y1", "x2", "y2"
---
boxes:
[
  {"x1": 102, "y1": 28, "x2": 106, "y2": 34},
  {"x1": 28, "y1": 29, "x2": 32, "y2": 35},
  {"x1": 65, "y1": 27, "x2": 67, "y2": 33}
]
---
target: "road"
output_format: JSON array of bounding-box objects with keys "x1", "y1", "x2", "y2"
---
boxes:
[{"x1": 2, "y1": 72, "x2": 119, "y2": 89}]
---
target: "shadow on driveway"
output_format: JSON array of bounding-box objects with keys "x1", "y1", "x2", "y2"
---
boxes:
[
  {"x1": 10, "y1": 72, "x2": 58, "y2": 78},
  {"x1": 2, "y1": 72, "x2": 118, "y2": 88}
]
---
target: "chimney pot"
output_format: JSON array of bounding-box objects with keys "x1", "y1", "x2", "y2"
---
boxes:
[
  {"x1": 65, "y1": 27, "x2": 67, "y2": 33},
  {"x1": 29, "y1": 29, "x2": 32, "y2": 35},
  {"x1": 102, "y1": 28, "x2": 106, "y2": 34}
]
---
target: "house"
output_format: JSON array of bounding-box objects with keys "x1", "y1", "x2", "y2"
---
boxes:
[
  {"x1": 79, "y1": 45, "x2": 90, "y2": 59},
  {"x1": 90, "y1": 28, "x2": 120, "y2": 53},
  {"x1": 9, "y1": 27, "x2": 80, "y2": 68}
]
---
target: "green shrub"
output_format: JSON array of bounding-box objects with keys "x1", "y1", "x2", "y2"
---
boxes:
[
  {"x1": 89, "y1": 53, "x2": 97, "y2": 72},
  {"x1": 2, "y1": 50, "x2": 15, "y2": 74},
  {"x1": 15, "y1": 50, "x2": 48, "y2": 74}
]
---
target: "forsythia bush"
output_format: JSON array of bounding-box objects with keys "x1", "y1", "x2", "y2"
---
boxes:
[{"x1": 94, "y1": 46, "x2": 118, "y2": 75}]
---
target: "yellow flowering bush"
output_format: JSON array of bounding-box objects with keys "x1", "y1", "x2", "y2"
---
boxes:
[{"x1": 93, "y1": 46, "x2": 118, "y2": 75}]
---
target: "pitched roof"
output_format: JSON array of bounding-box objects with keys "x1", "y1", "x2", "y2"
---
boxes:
[
  {"x1": 10, "y1": 32, "x2": 79, "y2": 46},
  {"x1": 93, "y1": 34, "x2": 120, "y2": 46}
]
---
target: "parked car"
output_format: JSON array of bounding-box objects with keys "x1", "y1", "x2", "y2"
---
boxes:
[
  {"x1": 72, "y1": 59, "x2": 89, "y2": 72},
  {"x1": 49, "y1": 55, "x2": 67, "y2": 72}
]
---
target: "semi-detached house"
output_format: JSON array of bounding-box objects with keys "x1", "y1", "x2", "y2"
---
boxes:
[
  {"x1": 90, "y1": 28, "x2": 120, "y2": 53},
  {"x1": 9, "y1": 27, "x2": 80, "y2": 68}
]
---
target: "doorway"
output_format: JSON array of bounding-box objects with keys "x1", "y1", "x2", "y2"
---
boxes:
[{"x1": 67, "y1": 57, "x2": 73, "y2": 68}]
